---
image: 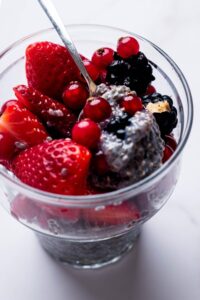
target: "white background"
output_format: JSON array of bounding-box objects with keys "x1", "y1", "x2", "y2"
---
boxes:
[{"x1": 0, "y1": 0, "x2": 199, "y2": 299}]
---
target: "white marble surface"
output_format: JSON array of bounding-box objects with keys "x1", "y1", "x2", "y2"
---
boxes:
[{"x1": 0, "y1": 0, "x2": 199, "y2": 299}]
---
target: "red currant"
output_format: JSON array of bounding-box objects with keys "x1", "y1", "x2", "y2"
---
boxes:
[
  {"x1": 92, "y1": 47, "x2": 114, "y2": 69},
  {"x1": 82, "y1": 59, "x2": 100, "y2": 81},
  {"x1": 117, "y1": 36, "x2": 140, "y2": 59},
  {"x1": 62, "y1": 81, "x2": 89, "y2": 110},
  {"x1": 120, "y1": 94, "x2": 143, "y2": 115},
  {"x1": 99, "y1": 69, "x2": 107, "y2": 83},
  {"x1": 93, "y1": 153, "x2": 110, "y2": 175},
  {"x1": 72, "y1": 119, "x2": 101, "y2": 149},
  {"x1": 164, "y1": 134, "x2": 177, "y2": 151},
  {"x1": 146, "y1": 85, "x2": 156, "y2": 95},
  {"x1": 83, "y1": 97, "x2": 112, "y2": 122},
  {"x1": 162, "y1": 145, "x2": 174, "y2": 163}
]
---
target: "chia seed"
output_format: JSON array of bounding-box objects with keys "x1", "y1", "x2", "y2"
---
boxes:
[
  {"x1": 14, "y1": 141, "x2": 28, "y2": 150},
  {"x1": 95, "y1": 83, "x2": 134, "y2": 107},
  {"x1": 48, "y1": 108, "x2": 64, "y2": 117},
  {"x1": 91, "y1": 110, "x2": 164, "y2": 190}
]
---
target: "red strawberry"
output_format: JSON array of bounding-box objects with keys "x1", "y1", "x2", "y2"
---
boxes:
[
  {"x1": 12, "y1": 139, "x2": 91, "y2": 195},
  {"x1": 0, "y1": 100, "x2": 48, "y2": 162},
  {"x1": 11, "y1": 195, "x2": 40, "y2": 221},
  {"x1": 83, "y1": 201, "x2": 140, "y2": 226},
  {"x1": 0, "y1": 99, "x2": 18, "y2": 115},
  {"x1": 11, "y1": 195, "x2": 80, "y2": 227},
  {"x1": 0, "y1": 131, "x2": 16, "y2": 161},
  {"x1": 14, "y1": 85, "x2": 77, "y2": 138},
  {"x1": 164, "y1": 134, "x2": 177, "y2": 151},
  {"x1": 40, "y1": 203, "x2": 80, "y2": 222},
  {"x1": 26, "y1": 42, "x2": 81, "y2": 100},
  {"x1": 162, "y1": 145, "x2": 174, "y2": 163}
]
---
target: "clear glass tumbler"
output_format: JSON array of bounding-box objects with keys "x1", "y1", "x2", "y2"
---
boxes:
[{"x1": 0, "y1": 25, "x2": 193, "y2": 269}]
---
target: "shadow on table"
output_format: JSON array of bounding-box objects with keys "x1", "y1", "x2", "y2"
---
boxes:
[{"x1": 48, "y1": 224, "x2": 182, "y2": 300}]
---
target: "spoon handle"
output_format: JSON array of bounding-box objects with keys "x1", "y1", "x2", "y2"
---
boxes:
[{"x1": 37, "y1": 0, "x2": 96, "y2": 95}]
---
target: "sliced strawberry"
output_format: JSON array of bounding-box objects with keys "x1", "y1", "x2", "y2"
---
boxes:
[
  {"x1": 12, "y1": 139, "x2": 91, "y2": 195},
  {"x1": 162, "y1": 144, "x2": 174, "y2": 163},
  {"x1": 83, "y1": 201, "x2": 140, "y2": 226},
  {"x1": 40, "y1": 203, "x2": 80, "y2": 222},
  {"x1": 26, "y1": 42, "x2": 81, "y2": 100},
  {"x1": 0, "y1": 99, "x2": 18, "y2": 115},
  {"x1": 14, "y1": 85, "x2": 77, "y2": 138},
  {"x1": 11, "y1": 195, "x2": 80, "y2": 228},
  {"x1": 164, "y1": 134, "x2": 177, "y2": 151},
  {"x1": 0, "y1": 100, "x2": 48, "y2": 162},
  {"x1": 162, "y1": 135, "x2": 177, "y2": 163},
  {"x1": 11, "y1": 195, "x2": 40, "y2": 221}
]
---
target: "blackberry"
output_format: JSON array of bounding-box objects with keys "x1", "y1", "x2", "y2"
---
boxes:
[
  {"x1": 106, "y1": 52, "x2": 155, "y2": 95},
  {"x1": 142, "y1": 93, "x2": 178, "y2": 136},
  {"x1": 104, "y1": 112, "x2": 130, "y2": 139}
]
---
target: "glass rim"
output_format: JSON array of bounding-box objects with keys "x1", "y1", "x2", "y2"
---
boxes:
[{"x1": 0, "y1": 24, "x2": 193, "y2": 206}]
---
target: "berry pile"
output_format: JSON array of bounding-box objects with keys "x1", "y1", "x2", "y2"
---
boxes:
[
  {"x1": 106, "y1": 52, "x2": 155, "y2": 96},
  {"x1": 0, "y1": 36, "x2": 178, "y2": 226}
]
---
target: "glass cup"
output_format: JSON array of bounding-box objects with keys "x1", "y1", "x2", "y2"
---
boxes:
[{"x1": 0, "y1": 25, "x2": 193, "y2": 269}]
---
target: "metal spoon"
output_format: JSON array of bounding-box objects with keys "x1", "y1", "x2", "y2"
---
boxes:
[{"x1": 37, "y1": 0, "x2": 97, "y2": 96}]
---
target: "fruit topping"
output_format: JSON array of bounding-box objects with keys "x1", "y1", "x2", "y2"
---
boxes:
[
  {"x1": 0, "y1": 34, "x2": 179, "y2": 202},
  {"x1": 106, "y1": 51, "x2": 155, "y2": 95},
  {"x1": 99, "y1": 69, "x2": 108, "y2": 83},
  {"x1": 83, "y1": 96, "x2": 112, "y2": 122},
  {"x1": 11, "y1": 195, "x2": 81, "y2": 226},
  {"x1": 82, "y1": 57, "x2": 100, "y2": 81},
  {"x1": 92, "y1": 47, "x2": 114, "y2": 69},
  {"x1": 11, "y1": 195, "x2": 40, "y2": 221},
  {"x1": 145, "y1": 85, "x2": 156, "y2": 95},
  {"x1": 164, "y1": 134, "x2": 177, "y2": 151},
  {"x1": 83, "y1": 201, "x2": 140, "y2": 226},
  {"x1": 162, "y1": 134, "x2": 177, "y2": 163},
  {"x1": 0, "y1": 100, "x2": 47, "y2": 162},
  {"x1": 12, "y1": 139, "x2": 91, "y2": 195},
  {"x1": 142, "y1": 93, "x2": 178, "y2": 136},
  {"x1": 39, "y1": 203, "x2": 80, "y2": 223},
  {"x1": 92, "y1": 152, "x2": 110, "y2": 175},
  {"x1": 14, "y1": 85, "x2": 76, "y2": 138},
  {"x1": 62, "y1": 81, "x2": 89, "y2": 111},
  {"x1": 162, "y1": 145, "x2": 174, "y2": 163},
  {"x1": 72, "y1": 119, "x2": 101, "y2": 149},
  {"x1": 120, "y1": 94, "x2": 143, "y2": 115},
  {"x1": 26, "y1": 42, "x2": 81, "y2": 100},
  {"x1": 104, "y1": 110, "x2": 130, "y2": 139},
  {"x1": 0, "y1": 99, "x2": 19, "y2": 115},
  {"x1": 117, "y1": 36, "x2": 140, "y2": 58}
]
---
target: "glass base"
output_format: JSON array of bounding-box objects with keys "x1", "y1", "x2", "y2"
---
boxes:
[{"x1": 36, "y1": 226, "x2": 141, "y2": 269}]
